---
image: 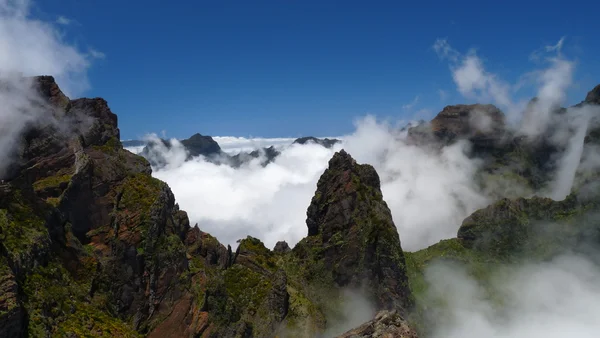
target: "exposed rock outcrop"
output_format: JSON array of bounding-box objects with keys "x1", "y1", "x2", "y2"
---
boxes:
[
  {"x1": 294, "y1": 150, "x2": 413, "y2": 314},
  {"x1": 336, "y1": 310, "x2": 418, "y2": 338},
  {"x1": 273, "y1": 241, "x2": 291, "y2": 254},
  {"x1": 585, "y1": 84, "x2": 600, "y2": 105},
  {"x1": 407, "y1": 104, "x2": 505, "y2": 149}
]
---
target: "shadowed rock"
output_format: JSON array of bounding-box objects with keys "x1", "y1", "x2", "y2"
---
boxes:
[
  {"x1": 299, "y1": 149, "x2": 414, "y2": 313},
  {"x1": 273, "y1": 241, "x2": 291, "y2": 254},
  {"x1": 293, "y1": 136, "x2": 341, "y2": 148},
  {"x1": 336, "y1": 310, "x2": 418, "y2": 338}
]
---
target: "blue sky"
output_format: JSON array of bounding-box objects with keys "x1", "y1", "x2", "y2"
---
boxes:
[{"x1": 32, "y1": 0, "x2": 600, "y2": 140}]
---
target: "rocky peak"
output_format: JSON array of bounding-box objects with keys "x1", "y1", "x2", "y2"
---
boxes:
[
  {"x1": 307, "y1": 149, "x2": 379, "y2": 237},
  {"x1": 301, "y1": 149, "x2": 413, "y2": 313},
  {"x1": 69, "y1": 97, "x2": 120, "y2": 146},
  {"x1": 431, "y1": 104, "x2": 505, "y2": 141},
  {"x1": 273, "y1": 240, "x2": 291, "y2": 254},
  {"x1": 585, "y1": 84, "x2": 600, "y2": 105},
  {"x1": 180, "y1": 133, "x2": 222, "y2": 157},
  {"x1": 33, "y1": 75, "x2": 70, "y2": 112}
]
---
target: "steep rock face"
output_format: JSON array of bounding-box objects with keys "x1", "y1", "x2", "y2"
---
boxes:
[
  {"x1": 297, "y1": 150, "x2": 413, "y2": 313},
  {"x1": 336, "y1": 310, "x2": 418, "y2": 338},
  {"x1": 408, "y1": 104, "x2": 505, "y2": 151},
  {"x1": 430, "y1": 104, "x2": 505, "y2": 142},
  {"x1": 456, "y1": 194, "x2": 585, "y2": 258},
  {"x1": 585, "y1": 84, "x2": 600, "y2": 105},
  {"x1": 0, "y1": 76, "x2": 191, "y2": 336},
  {"x1": 193, "y1": 236, "x2": 291, "y2": 338},
  {"x1": 185, "y1": 226, "x2": 231, "y2": 269}
]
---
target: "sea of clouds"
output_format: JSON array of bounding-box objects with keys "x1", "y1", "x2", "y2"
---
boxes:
[{"x1": 2, "y1": 0, "x2": 600, "y2": 335}]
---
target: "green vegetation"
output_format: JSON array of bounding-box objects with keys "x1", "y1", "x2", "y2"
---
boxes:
[
  {"x1": 32, "y1": 174, "x2": 72, "y2": 192},
  {"x1": 223, "y1": 265, "x2": 272, "y2": 312},
  {"x1": 0, "y1": 191, "x2": 48, "y2": 265},
  {"x1": 238, "y1": 236, "x2": 278, "y2": 271},
  {"x1": 23, "y1": 259, "x2": 137, "y2": 337},
  {"x1": 119, "y1": 173, "x2": 164, "y2": 214},
  {"x1": 0, "y1": 257, "x2": 18, "y2": 317},
  {"x1": 93, "y1": 136, "x2": 121, "y2": 154}
]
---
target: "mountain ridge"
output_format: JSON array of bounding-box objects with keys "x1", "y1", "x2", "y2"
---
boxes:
[{"x1": 1, "y1": 75, "x2": 600, "y2": 337}]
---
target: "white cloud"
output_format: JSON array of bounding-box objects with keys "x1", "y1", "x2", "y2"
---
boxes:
[
  {"x1": 213, "y1": 136, "x2": 296, "y2": 154},
  {"x1": 547, "y1": 104, "x2": 600, "y2": 201},
  {"x1": 0, "y1": 0, "x2": 91, "y2": 96},
  {"x1": 452, "y1": 53, "x2": 515, "y2": 112},
  {"x1": 426, "y1": 253, "x2": 600, "y2": 338},
  {"x1": 152, "y1": 140, "x2": 338, "y2": 248},
  {"x1": 150, "y1": 115, "x2": 488, "y2": 251},
  {"x1": 342, "y1": 116, "x2": 489, "y2": 250},
  {"x1": 435, "y1": 37, "x2": 576, "y2": 135},
  {"x1": 56, "y1": 15, "x2": 71, "y2": 25}
]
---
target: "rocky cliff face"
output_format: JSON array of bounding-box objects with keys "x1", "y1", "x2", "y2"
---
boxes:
[
  {"x1": 0, "y1": 76, "x2": 193, "y2": 336},
  {"x1": 299, "y1": 150, "x2": 413, "y2": 313}
]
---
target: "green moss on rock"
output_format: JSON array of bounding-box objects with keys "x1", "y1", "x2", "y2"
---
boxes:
[
  {"x1": 33, "y1": 174, "x2": 72, "y2": 192},
  {"x1": 0, "y1": 191, "x2": 49, "y2": 267}
]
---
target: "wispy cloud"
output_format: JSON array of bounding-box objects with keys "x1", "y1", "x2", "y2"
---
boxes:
[
  {"x1": 88, "y1": 48, "x2": 106, "y2": 59},
  {"x1": 530, "y1": 36, "x2": 567, "y2": 61},
  {"x1": 433, "y1": 38, "x2": 459, "y2": 62},
  {"x1": 438, "y1": 89, "x2": 449, "y2": 101},
  {"x1": 56, "y1": 15, "x2": 71, "y2": 25},
  {"x1": 546, "y1": 36, "x2": 566, "y2": 53},
  {"x1": 433, "y1": 37, "x2": 574, "y2": 131},
  {"x1": 402, "y1": 95, "x2": 420, "y2": 110}
]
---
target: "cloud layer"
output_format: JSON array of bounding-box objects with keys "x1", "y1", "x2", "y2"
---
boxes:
[
  {"x1": 147, "y1": 116, "x2": 489, "y2": 251},
  {"x1": 426, "y1": 253, "x2": 600, "y2": 338}
]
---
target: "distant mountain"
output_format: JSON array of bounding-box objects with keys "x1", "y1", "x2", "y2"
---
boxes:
[
  {"x1": 136, "y1": 135, "x2": 341, "y2": 169},
  {"x1": 121, "y1": 139, "x2": 146, "y2": 147},
  {"x1": 292, "y1": 136, "x2": 341, "y2": 148}
]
